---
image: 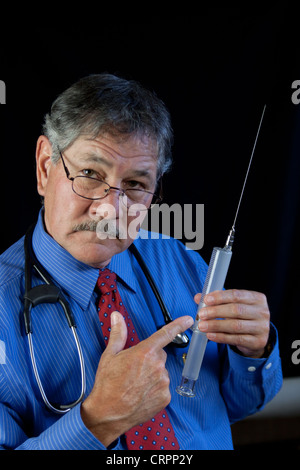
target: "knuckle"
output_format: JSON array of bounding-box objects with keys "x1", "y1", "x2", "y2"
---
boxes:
[
  {"x1": 160, "y1": 326, "x2": 176, "y2": 345},
  {"x1": 263, "y1": 308, "x2": 270, "y2": 321},
  {"x1": 153, "y1": 351, "x2": 168, "y2": 374},
  {"x1": 254, "y1": 291, "x2": 268, "y2": 307},
  {"x1": 261, "y1": 329, "x2": 270, "y2": 347},
  {"x1": 232, "y1": 289, "x2": 242, "y2": 302},
  {"x1": 232, "y1": 302, "x2": 244, "y2": 317},
  {"x1": 263, "y1": 318, "x2": 270, "y2": 331},
  {"x1": 162, "y1": 388, "x2": 171, "y2": 407},
  {"x1": 257, "y1": 305, "x2": 270, "y2": 324},
  {"x1": 259, "y1": 337, "x2": 267, "y2": 349},
  {"x1": 234, "y1": 319, "x2": 244, "y2": 332},
  {"x1": 162, "y1": 370, "x2": 170, "y2": 387},
  {"x1": 158, "y1": 360, "x2": 168, "y2": 377},
  {"x1": 235, "y1": 334, "x2": 245, "y2": 347},
  {"x1": 161, "y1": 348, "x2": 168, "y2": 362},
  {"x1": 258, "y1": 292, "x2": 267, "y2": 304},
  {"x1": 156, "y1": 371, "x2": 171, "y2": 406}
]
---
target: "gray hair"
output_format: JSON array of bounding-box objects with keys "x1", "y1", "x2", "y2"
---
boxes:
[{"x1": 42, "y1": 73, "x2": 173, "y2": 179}]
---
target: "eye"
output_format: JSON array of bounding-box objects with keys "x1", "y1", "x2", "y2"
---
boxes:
[
  {"x1": 81, "y1": 169, "x2": 99, "y2": 178},
  {"x1": 124, "y1": 180, "x2": 146, "y2": 190}
]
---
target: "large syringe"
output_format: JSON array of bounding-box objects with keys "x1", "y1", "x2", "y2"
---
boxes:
[{"x1": 176, "y1": 105, "x2": 266, "y2": 398}]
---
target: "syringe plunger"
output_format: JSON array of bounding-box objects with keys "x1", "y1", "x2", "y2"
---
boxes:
[{"x1": 225, "y1": 227, "x2": 235, "y2": 248}]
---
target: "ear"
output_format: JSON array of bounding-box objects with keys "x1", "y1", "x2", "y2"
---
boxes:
[{"x1": 36, "y1": 135, "x2": 53, "y2": 196}]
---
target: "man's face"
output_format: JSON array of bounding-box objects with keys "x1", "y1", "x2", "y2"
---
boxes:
[{"x1": 36, "y1": 133, "x2": 158, "y2": 268}]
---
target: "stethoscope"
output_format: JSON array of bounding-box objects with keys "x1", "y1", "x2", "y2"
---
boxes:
[{"x1": 23, "y1": 224, "x2": 190, "y2": 414}]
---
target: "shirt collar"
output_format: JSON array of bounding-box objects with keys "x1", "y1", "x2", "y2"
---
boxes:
[
  {"x1": 108, "y1": 249, "x2": 137, "y2": 293},
  {"x1": 32, "y1": 210, "x2": 137, "y2": 310}
]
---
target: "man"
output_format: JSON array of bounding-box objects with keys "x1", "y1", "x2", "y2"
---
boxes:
[{"x1": 0, "y1": 74, "x2": 282, "y2": 450}]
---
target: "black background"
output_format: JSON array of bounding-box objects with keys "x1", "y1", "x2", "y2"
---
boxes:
[{"x1": 0, "y1": 4, "x2": 299, "y2": 377}]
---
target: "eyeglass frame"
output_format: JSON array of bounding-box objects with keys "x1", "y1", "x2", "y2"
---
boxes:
[{"x1": 59, "y1": 151, "x2": 163, "y2": 208}]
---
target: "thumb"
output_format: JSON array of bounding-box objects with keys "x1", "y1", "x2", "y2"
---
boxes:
[{"x1": 105, "y1": 311, "x2": 128, "y2": 355}]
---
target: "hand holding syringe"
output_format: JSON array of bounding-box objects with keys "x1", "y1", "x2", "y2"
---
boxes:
[{"x1": 176, "y1": 105, "x2": 266, "y2": 397}]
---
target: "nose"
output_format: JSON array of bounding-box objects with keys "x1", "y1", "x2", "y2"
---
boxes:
[
  {"x1": 103, "y1": 186, "x2": 123, "y2": 212},
  {"x1": 89, "y1": 187, "x2": 122, "y2": 222}
]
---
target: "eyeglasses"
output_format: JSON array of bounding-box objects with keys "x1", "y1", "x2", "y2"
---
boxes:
[{"x1": 59, "y1": 152, "x2": 162, "y2": 211}]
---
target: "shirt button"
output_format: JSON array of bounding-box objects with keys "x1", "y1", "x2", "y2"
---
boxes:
[
  {"x1": 248, "y1": 366, "x2": 256, "y2": 372},
  {"x1": 265, "y1": 362, "x2": 272, "y2": 370}
]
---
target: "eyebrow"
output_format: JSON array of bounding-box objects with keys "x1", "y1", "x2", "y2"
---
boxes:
[
  {"x1": 80, "y1": 153, "x2": 113, "y2": 168},
  {"x1": 130, "y1": 169, "x2": 152, "y2": 178}
]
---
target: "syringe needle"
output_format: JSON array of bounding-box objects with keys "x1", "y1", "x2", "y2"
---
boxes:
[{"x1": 232, "y1": 104, "x2": 266, "y2": 230}]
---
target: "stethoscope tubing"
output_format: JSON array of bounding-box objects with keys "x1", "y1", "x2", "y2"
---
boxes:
[
  {"x1": 24, "y1": 225, "x2": 86, "y2": 414},
  {"x1": 23, "y1": 224, "x2": 189, "y2": 414}
]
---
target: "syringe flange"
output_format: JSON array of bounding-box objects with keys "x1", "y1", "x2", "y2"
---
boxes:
[{"x1": 176, "y1": 377, "x2": 196, "y2": 397}]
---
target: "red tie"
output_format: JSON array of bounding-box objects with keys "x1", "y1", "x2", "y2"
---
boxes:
[{"x1": 97, "y1": 268, "x2": 180, "y2": 450}]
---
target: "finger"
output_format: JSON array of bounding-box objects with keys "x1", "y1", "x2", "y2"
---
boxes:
[
  {"x1": 205, "y1": 329, "x2": 268, "y2": 355},
  {"x1": 204, "y1": 289, "x2": 267, "y2": 307},
  {"x1": 145, "y1": 316, "x2": 194, "y2": 351},
  {"x1": 198, "y1": 317, "x2": 262, "y2": 335},
  {"x1": 205, "y1": 331, "x2": 259, "y2": 350},
  {"x1": 105, "y1": 311, "x2": 128, "y2": 355},
  {"x1": 198, "y1": 302, "x2": 261, "y2": 321}
]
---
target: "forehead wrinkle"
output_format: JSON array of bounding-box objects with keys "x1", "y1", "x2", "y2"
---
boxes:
[
  {"x1": 88, "y1": 135, "x2": 158, "y2": 160},
  {"x1": 78, "y1": 148, "x2": 157, "y2": 166},
  {"x1": 78, "y1": 152, "x2": 113, "y2": 168}
]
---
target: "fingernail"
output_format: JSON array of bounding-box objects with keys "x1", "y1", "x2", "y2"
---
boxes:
[
  {"x1": 198, "y1": 321, "x2": 208, "y2": 331},
  {"x1": 204, "y1": 295, "x2": 214, "y2": 304},
  {"x1": 111, "y1": 312, "x2": 120, "y2": 326},
  {"x1": 198, "y1": 308, "x2": 207, "y2": 319},
  {"x1": 207, "y1": 333, "x2": 216, "y2": 340},
  {"x1": 185, "y1": 316, "x2": 194, "y2": 328}
]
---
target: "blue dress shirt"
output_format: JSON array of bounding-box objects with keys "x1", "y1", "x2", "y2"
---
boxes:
[{"x1": 0, "y1": 210, "x2": 282, "y2": 450}]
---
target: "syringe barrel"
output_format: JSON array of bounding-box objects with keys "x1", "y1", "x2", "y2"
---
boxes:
[
  {"x1": 176, "y1": 331, "x2": 208, "y2": 397},
  {"x1": 193, "y1": 246, "x2": 233, "y2": 331},
  {"x1": 176, "y1": 246, "x2": 232, "y2": 397}
]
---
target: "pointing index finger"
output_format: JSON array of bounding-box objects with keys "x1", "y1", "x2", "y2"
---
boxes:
[{"x1": 145, "y1": 316, "x2": 194, "y2": 350}]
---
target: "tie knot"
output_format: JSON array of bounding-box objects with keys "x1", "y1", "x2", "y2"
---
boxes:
[{"x1": 97, "y1": 268, "x2": 117, "y2": 295}]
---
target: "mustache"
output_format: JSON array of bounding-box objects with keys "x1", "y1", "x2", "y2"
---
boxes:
[
  {"x1": 72, "y1": 220, "x2": 98, "y2": 232},
  {"x1": 72, "y1": 219, "x2": 126, "y2": 239}
]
